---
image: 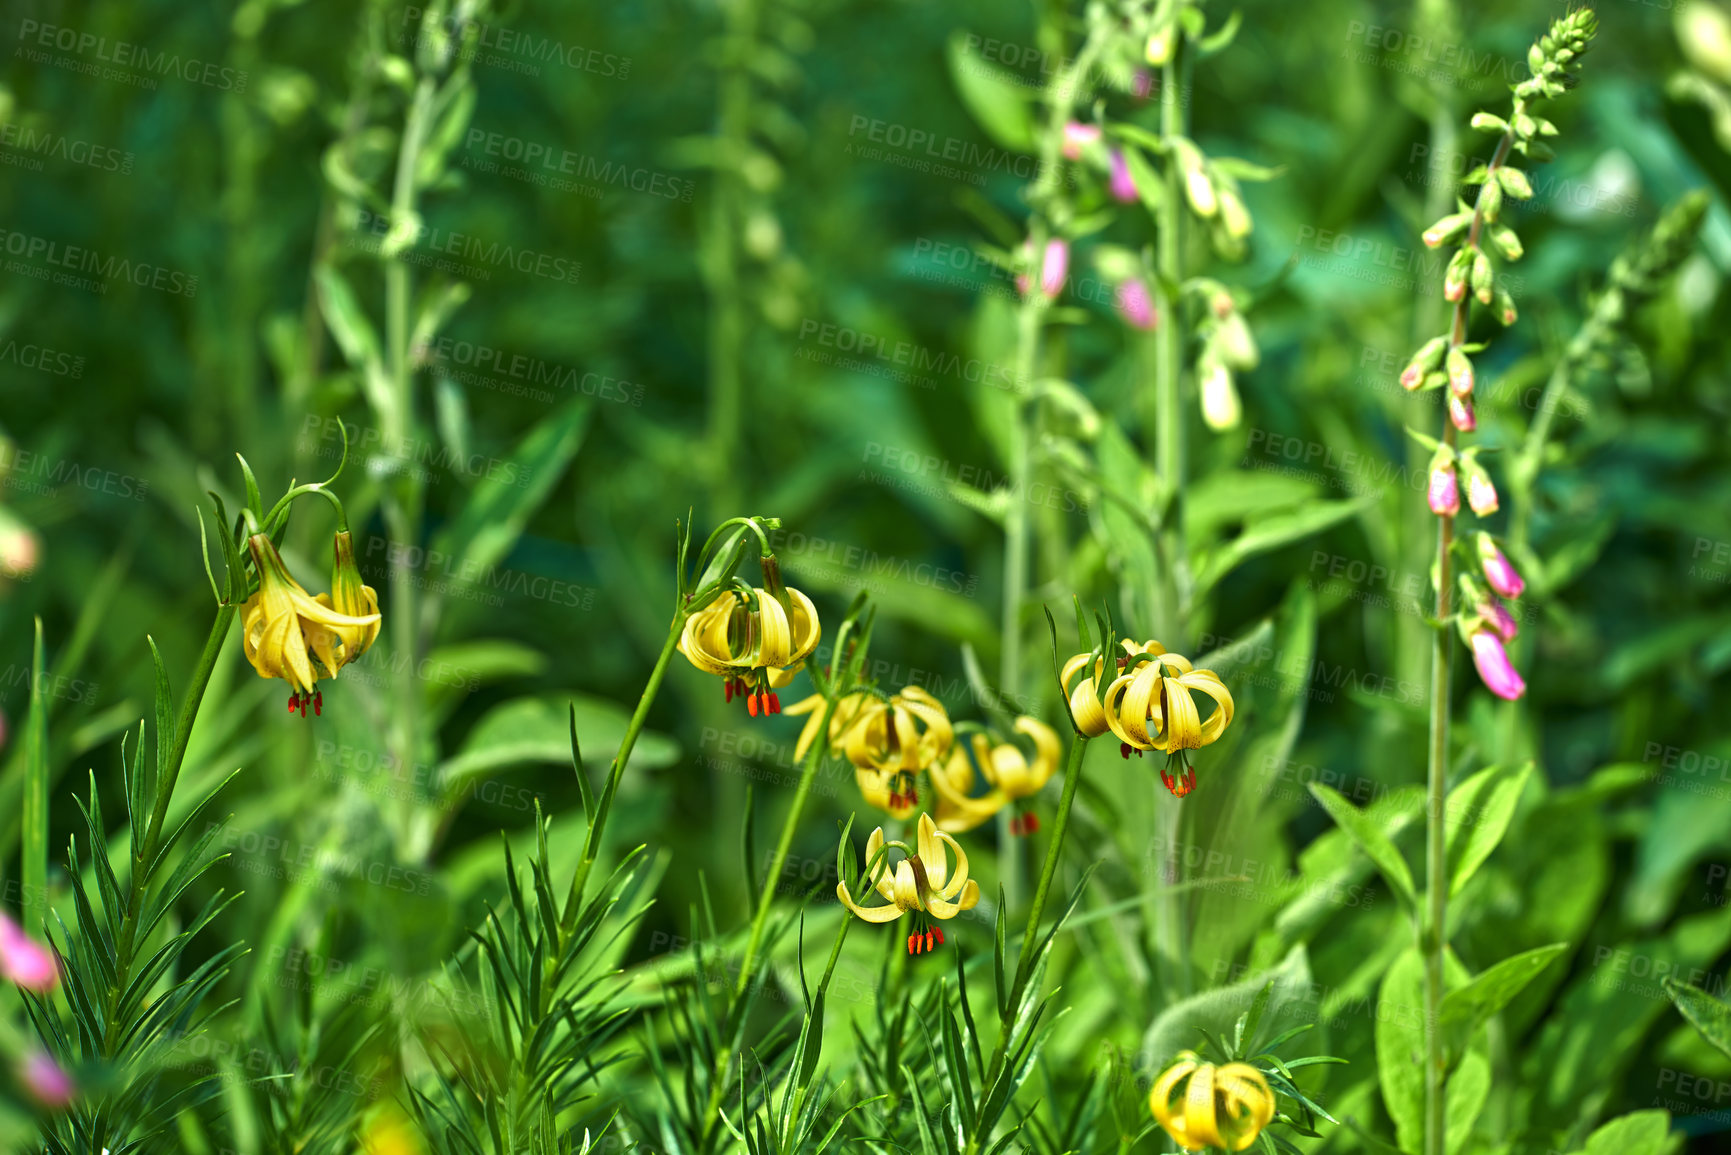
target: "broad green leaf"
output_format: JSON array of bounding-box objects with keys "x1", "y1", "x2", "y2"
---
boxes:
[
  {"x1": 1308, "y1": 783, "x2": 1416, "y2": 910},
  {"x1": 439, "y1": 693, "x2": 679, "y2": 787},
  {"x1": 429, "y1": 400, "x2": 591, "y2": 578},
  {"x1": 1446, "y1": 762, "x2": 1532, "y2": 896},
  {"x1": 1662, "y1": 978, "x2": 1731, "y2": 1062},
  {"x1": 1578, "y1": 1110, "x2": 1672, "y2": 1155},
  {"x1": 1376, "y1": 948, "x2": 1425, "y2": 1154},
  {"x1": 1445, "y1": 1050, "x2": 1489, "y2": 1155},
  {"x1": 945, "y1": 32, "x2": 1035, "y2": 153},
  {"x1": 1195, "y1": 496, "x2": 1375, "y2": 596},
  {"x1": 1440, "y1": 943, "x2": 1567, "y2": 1063}
]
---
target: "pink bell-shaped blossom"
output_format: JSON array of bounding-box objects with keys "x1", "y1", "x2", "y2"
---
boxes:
[
  {"x1": 1115, "y1": 279, "x2": 1158, "y2": 330},
  {"x1": 1470, "y1": 629, "x2": 1527, "y2": 700},
  {"x1": 1061, "y1": 122, "x2": 1101, "y2": 160},
  {"x1": 1428, "y1": 461, "x2": 1460, "y2": 517},
  {"x1": 1477, "y1": 535, "x2": 1525, "y2": 599},
  {"x1": 1108, "y1": 149, "x2": 1138, "y2": 203}
]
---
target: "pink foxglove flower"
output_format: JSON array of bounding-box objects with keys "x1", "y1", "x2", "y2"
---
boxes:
[
  {"x1": 1115, "y1": 279, "x2": 1158, "y2": 331},
  {"x1": 1038, "y1": 238, "x2": 1069, "y2": 297},
  {"x1": 1061, "y1": 122, "x2": 1101, "y2": 160},
  {"x1": 1428, "y1": 461, "x2": 1460, "y2": 517},
  {"x1": 1478, "y1": 535, "x2": 1525, "y2": 599},
  {"x1": 0, "y1": 914, "x2": 58, "y2": 991},
  {"x1": 18, "y1": 1052, "x2": 74, "y2": 1107},
  {"x1": 1449, "y1": 393, "x2": 1476, "y2": 432},
  {"x1": 1470, "y1": 629, "x2": 1527, "y2": 700},
  {"x1": 1482, "y1": 598, "x2": 1519, "y2": 642},
  {"x1": 1108, "y1": 149, "x2": 1138, "y2": 203}
]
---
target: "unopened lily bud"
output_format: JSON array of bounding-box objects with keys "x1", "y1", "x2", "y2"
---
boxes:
[
  {"x1": 1115, "y1": 279, "x2": 1158, "y2": 330},
  {"x1": 1428, "y1": 457, "x2": 1460, "y2": 517},
  {"x1": 1446, "y1": 346, "x2": 1474, "y2": 397},
  {"x1": 1469, "y1": 629, "x2": 1527, "y2": 700},
  {"x1": 1444, "y1": 250, "x2": 1471, "y2": 302},
  {"x1": 1146, "y1": 27, "x2": 1174, "y2": 66},
  {"x1": 1422, "y1": 212, "x2": 1472, "y2": 249},
  {"x1": 1449, "y1": 393, "x2": 1477, "y2": 432},
  {"x1": 1062, "y1": 122, "x2": 1101, "y2": 161},
  {"x1": 1477, "y1": 534, "x2": 1525, "y2": 598},
  {"x1": 1185, "y1": 165, "x2": 1218, "y2": 218},
  {"x1": 1401, "y1": 337, "x2": 1448, "y2": 390},
  {"x1": 1219, "y1": 189, "x2": 1252, "y2": 239},
  {"x1": 1216, "y1": 313, "x2": 1259, "y2": 370},
  {"x1": 1200, "y1": 359, "x2": 1241, "y2": 431},
  {"x1": 1471, "y1": 251, "x2": 1494, "y2": 304},
  {"x1": 1109, "y1": 149, "x2": 1138, "y2": 203}
]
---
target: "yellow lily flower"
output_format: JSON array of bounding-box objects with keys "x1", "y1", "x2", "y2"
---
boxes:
[
  {"x1": 679, "y1": 585, "x2": 820, "y2": 715},
  {"x1": 836, "y1": 813, "x2": 981, "y2": 955},
  {"x1": 1106, "y1": 648, "x2": 1232, "y2": 797},
  {"x1": 838, "y1": 686, "x2": 953, "y2": 817},
  {"x1": 241, "y1": 534, "x2": 381, "y2": 717},
  {"x1": 930, "y1": 717, "x2": 1062, "y2": 834},
  {"x1": 784, "y1": 690, "x2": 873, "y2": 765},
  {"x1": 1061, "y1": 639, "x2": 1167, "y2": 737},
  {"x1": 1149, "y1": 1052, "x2": 1276, "y2": 1152}
]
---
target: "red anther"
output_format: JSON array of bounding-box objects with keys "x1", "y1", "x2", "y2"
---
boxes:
[
  {"x1": 907, "y1": 786, "x2": 918, "y2": 805},
  {"x1": 299, "y1": 694, "x2": 308, "y2": 718},
  {"x1": 1121, "y1": 742, "x2": 1133, "y2": 760},
  {"x1": 747, "y1": 693, "x2": 759, "y2": 717},
  {"x1": 924, "y1": 930, "x2": 935, "y2": 953},
  {"x1": 313, "y1": 691, "x2": 323, "y2": 717},
  {"x1": 1024, "y1": 812, "x2": 1039, "y2": 834},
  {"x1": 907, "y1": 933, "x2": 918, "y2": 955},
  {"x1": 768, "y1": 692, "x2": 781, "y2": 714},
  {"x1": 725, "y1": 680, "x2": 735, "y2": 704},
  {"x1": 933, "y1": 925, "x2": 944, "y2": 946}
]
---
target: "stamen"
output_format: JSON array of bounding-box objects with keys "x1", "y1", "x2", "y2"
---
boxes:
[
  {"x1": 313, "y1": 691, "x2": 323, "y2": 717},
  {"x1": 1121, "y1": 742, "x2": 1133, "y2": 760},
  {"x1": 933, "y1": 925, "x2": 944, "y2": 946},
  {"x1": 768, "y1": 692, "x2": 781, "y2": 714},
  {"x1": 747, "y1": 693, "x2": 759, "y2": 718},
  {"x1": 924, "y1": 930, "x2": 934, "y2": 953},
  {"x1": 725, "y1": 679, "x2": 735, "y2": 704},
  {"x1": 288, "y1": 692, "x2": 298, "y2": 713}
]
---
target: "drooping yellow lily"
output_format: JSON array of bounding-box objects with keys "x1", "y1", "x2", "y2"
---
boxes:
[
  {"x1": 1103, "y1": 648, "x2": 1233, "y2": 796},
  {"x1": 837, "y1": 686, "x2": 953, "y2": 817},
  {"x1": 930, "y1": 717, "x2": 1062, "y2": 834},
  {"x1": 1061, "y1": 639, "x2": 1167, "y2": 738},
  {"x1": 784, "y1": 690, "x2": 873, "y2": 765},
  {"x1": 836, "y1": 813, "x2": 981, "y2": 955},
  {"x1": 301, "y1": 530, "x2": 382, "y2": 679},
  {"x1": 679, "y1": 585, "x2": 820, "y2": 716},
  {"x1": 241, "y1": 534, "x2": 381, "y2": 717},
  {"x1": 1149, "y1": 1052, "x2": 1276, "y2": 1152}
]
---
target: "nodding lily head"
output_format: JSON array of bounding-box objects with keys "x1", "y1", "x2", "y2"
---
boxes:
[
  {"x1": 836, "y1": 686, "x2": 953, "y2": 815},
  {"x1": 1063, "y1": 639, "x2": 1165, "y2": 738},
  {"x1": 241, "y1": 534, "x2": 381, "y2": 717},
  {"x1": 835, "y1": 813, "x2": 981, "y2": 954},
  {"x1": 679, "y1": 583, "x2": 821, "y2": 715},
  {"x1": 930, "y1": 716, "x2": 1062, "y2": 833},
  {"x1": 1102, "y1": 649, "x2": 1235, "y2": 758},
  {"x1": 1150, "y1": 1052, "x2": 1277, "y2": 1152}
]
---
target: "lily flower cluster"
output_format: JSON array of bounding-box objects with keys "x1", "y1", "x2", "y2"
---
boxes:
[
  {"x1": 1061, "y1": 638, "x2": 1234, "y2": 797},
  {"x1": 241, "y1": 530, "x2": 382, "y2": 716}
]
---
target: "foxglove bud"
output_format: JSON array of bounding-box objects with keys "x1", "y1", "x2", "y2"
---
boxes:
[
  {"x1": 1062, "y1": 122, "x2": 1102, "y2": 161},
  {"x1": 1040, "y1": 238, "x2": 1069, "y2": 297},
  {"x1": 1146, "y1": 27, "x2": 1174, "y2": 66},
  {"x1": 1401, "y1": 337, "x2": 1448, "y2": 390},
  {"x1": 1490, "y1": 224, "x2": 1524, "y2": 261},
  {"x1": 1497, "y1": 166, "x2": 1534, "y2": 200},
  {"x1": 1109, "y1": 149, "x2": 1138, "y2": 203},
  {"x1": 1477, "y1": 534, "x2": 1525, "y2": 598},
  {"x1": 1465, "y1": 465, "x2": 1498, "y2": 514},
  {"x1": 1428, "y1": 456, "x2": 1460, "y2": 517},
  {"x1": 1216, "y1": 311, "x2": 1259, "y2": 370},
  {"x1": 1200, "y1": 359, "x2": 1241, "y2": 431},
  {"x1": 1469, "y1": 629, "x2": 1527, "y2": 700},
  {"x1": 1472, "y1": 251, "x2": 1495, "y2": 304},
  {"x1": 1449, "y1": 393, "x2": 1477, "y2": 432},
  {"x1": 1444, "y1": 250, "x2": 1472, "y2": 302},
  {"x1": 1185, "y1": 165, "x2": 1218, "y2": 218},
  {"x1": 1446, "y1": 346, "x2": 1474, "y2": 397},
  {"x1": 1422, "y1": 212, "x2": 1472, "y2": 249},
  {"x1": 1482, "y1": 597, "x2": 1519, "y2": 642},
  {"x1": 1219, "y1": 189, "x2": 1252, "y2": 239},
  {"x1": 1115, "y1": 279, "x2": 1158, "y2": 330},
  {"x1": 1496, "y1": 289, "x2": 1518, "y2": 326}
]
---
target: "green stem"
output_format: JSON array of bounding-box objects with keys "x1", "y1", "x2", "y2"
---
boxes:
[
  {"x1": 733, "y1": 692, "x2": 842, "y2": 997},
  {"x1": 703, "y1": 0, "x2": 754, "y2": 508},
  {"x1": 965, "y1": 735, "x2": 1090, "y2": 1155},
  {"x1": 1424, "y1": 122, "x2": 1514, "y2": 1155},
  {"x1": 105, "y1": 602, "x2": 237, "y2": 1052},
  {"x1": 560, "y1": 615, "x2": 688, "y2": 942}
]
